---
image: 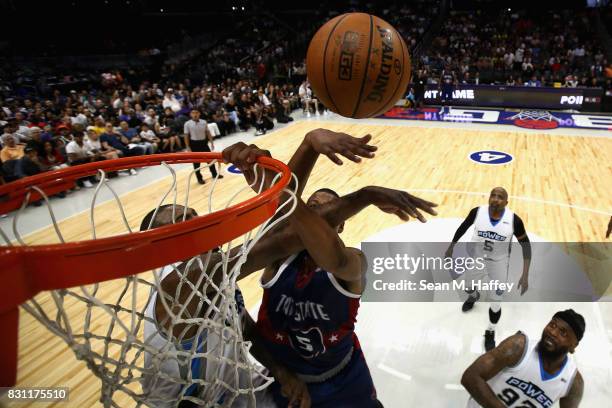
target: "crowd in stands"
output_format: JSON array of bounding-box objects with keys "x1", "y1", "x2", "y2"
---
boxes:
[
  {"x1": 418, "y1": 8, "x2": 611, "y2": 89},
  {"x1": 0, "y1": 75, "x2": 325, "y2": 187},
  {"x1": 0, "y1": 0, "x2": 443, "y2": 189},
  {"x1": 1, "y1": 1, "x2": 611, "y2": 191}
]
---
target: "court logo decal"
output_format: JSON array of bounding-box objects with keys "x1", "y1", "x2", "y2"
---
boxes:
[
  {"x1": 469, "y1": 150, "x2": 513, "y2": 165},
  {"x1": 509, "y1": 110, "x2": 560, "y2": 129}
]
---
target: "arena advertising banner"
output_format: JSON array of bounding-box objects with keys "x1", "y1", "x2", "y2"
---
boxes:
[
  {"x1": 381, "y1": 106, "x2": 612, "y2": 131},
  {"x1": 419, "y1": 84, "x2": 604, "y2": 112}
]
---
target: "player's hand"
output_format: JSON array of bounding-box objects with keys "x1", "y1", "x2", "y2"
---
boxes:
[
  {"x1": 518, "y1": 273, "x2": 529, "y2": 295},
  {"x1": 364, "y1": 186, "x2": 438, "y2": 222},
  {"x1": 306, "y1": 128, "x2": 377, "y2": 165},
  {"x1": 275, "y1": 367, "x2": 311, "y2": 408},
  {"x1": 222, "y1": 142, "x2": 274, "y2": 187},
  {"x1": 606, "y1": 216, "x2": 612, "y2": 239}
]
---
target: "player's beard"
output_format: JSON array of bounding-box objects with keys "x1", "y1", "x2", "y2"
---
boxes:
[{"x1": 537, "y1": 339, "x2": 567, "y2": 360}]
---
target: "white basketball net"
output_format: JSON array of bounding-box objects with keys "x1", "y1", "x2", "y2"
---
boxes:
[
  {"x1": 508, "y1": 110, "x2": 560, "y2": 122},
  {"x1": 0, "y1": 161, "x2": 297, "y2": 408}
]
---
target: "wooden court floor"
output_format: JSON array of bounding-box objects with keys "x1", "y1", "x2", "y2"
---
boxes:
[{"x1": 5, "y1": 121, "x2": 612, "y2": 407}]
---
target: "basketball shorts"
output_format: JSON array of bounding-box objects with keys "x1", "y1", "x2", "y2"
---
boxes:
[{"x1": 269, "y1": 349, "x2": 379, "y2": 408}]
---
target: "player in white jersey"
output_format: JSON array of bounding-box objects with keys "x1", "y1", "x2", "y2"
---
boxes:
[
  {"x1": 445, "y1": 187, "x2": 532, "y2": 351},
  {"x1": 139, "y1": 203, "x2": 309, "y2": 408},
  {"x1": 462, "y1": 309, "x2": 585, "y2": 408}
]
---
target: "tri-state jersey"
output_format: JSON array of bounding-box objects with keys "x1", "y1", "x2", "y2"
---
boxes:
[
  {"x1": 467, "y1": 333, "x2": 577, "y2": 408},
  {"x1": 256, "y1": 250, "x2": 361, "y2": 379}
]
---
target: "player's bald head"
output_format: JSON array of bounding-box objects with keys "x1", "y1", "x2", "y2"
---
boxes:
[
  {"x1": 140, "y1": 205, "x2": 198, "y2": 231},
  {"x1": 490, "y1": 187, "x2": 508, "y2": 200}
]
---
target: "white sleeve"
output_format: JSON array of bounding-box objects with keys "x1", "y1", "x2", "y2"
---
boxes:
[{"x1": 65, "y1": 142, "x2": 77, "y2": 154}]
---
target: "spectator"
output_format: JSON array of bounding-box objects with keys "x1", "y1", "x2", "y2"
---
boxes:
[
  {"x1": 39, "y1": 140, "x2": 69, "y2": 170},
  {"x1": 525, "y1": 75, "x2": 542, "y2": 87},
  {"x1": 162, "y1": 90, "x2": 181, "y2": 113},
  {"x1": 65, "y1": 131, "x2": 101, "y2": 188},
  {"x1": 100, "y1": 122, "x2": 145, "y2": 164},
  {"x1": 15, "y1": 146, "x2": 43, "y2": 179},
  {"x1": 120, "y1": 121, "x2": 154, "y2": 154},
  {"x1": 90, "y1": 117, "x2": 107, "y2": 136},
  {"x1": 0, "y1": 135, "x2": 25, "y2": 162},
  {"x1": 143, "y1": 108, "x2": 160, "y2": 129},
  {"x1": 66, "y1": 131, "x2": 98, "y2": 165},
  {"x1": 85, "y1": 128, "x2": 120, "y2": 160},
  {"x1": 298, "y1": 81, "x2": 318, "y2": 116},
  {"x1": 564, "y1": 75, "x2": 578, "y2": 88},
  {"x1": 26, "y1": 127, "x2": 44, "y2": 155},
  {"x1": 2, "y1": 121, "x2": 29, "y2": 145},
  {"x1": 157, "y1": 119, "x2": 182, "y2": 152}
]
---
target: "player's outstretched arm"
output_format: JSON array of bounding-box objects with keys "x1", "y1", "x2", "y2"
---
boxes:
[
  {"x1": 238, "y1": 185, "x2": 438, "y2": 280},
  {"x1": 319, "y1": 185, "x2": 438, "y2": 225},
  {"x1": 559, "y1": 371, "x2": 583, "y2": 408},
  {"x1": 445, "y1": 207, "x2": 478, "y2": 258},
  {"x1": 461, "y1": 332, "x2": 526, "y2": 408},
  {"x1": 242, "y1": 313, "x2": 311, "y2": 408},
  {"x1": 288, "y1": 128, "x2": 377, "y2": 197}
]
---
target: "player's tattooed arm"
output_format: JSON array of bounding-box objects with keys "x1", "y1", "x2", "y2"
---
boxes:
[
  {"x1": 461, "y1": 332, "x2": 527, "y2": 408},
  {"x1": 560, "y1": 371, "x2": 583, "y2": 408}
]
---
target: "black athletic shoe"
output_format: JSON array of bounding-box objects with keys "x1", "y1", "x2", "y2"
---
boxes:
[
  {"x1": 484, "y1": 330, "x2": 496, "y2": 351},
  {"x1": 197, "y1": 178, "x2": 205, "y2": 185},
  {"x1": 462, "y1": 291, "x2": 480, "y2": 312}
]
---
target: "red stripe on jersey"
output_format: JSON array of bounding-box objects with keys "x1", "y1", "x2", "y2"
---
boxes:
[{"x1": 322, "y1": 297, "x2": 360, "y2": 347}]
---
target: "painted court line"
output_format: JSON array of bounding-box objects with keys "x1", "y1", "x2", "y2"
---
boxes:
[
  {"x1": 377, "y1": 363, "x2": 412, "y2": 382},
  {"x1": 407, "y1": 188, "x2": 612, "y2": 217}
]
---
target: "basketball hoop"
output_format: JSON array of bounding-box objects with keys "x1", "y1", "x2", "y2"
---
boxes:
[{"x1": 0, "y1": 152, "x2": 296, "y2": 407}]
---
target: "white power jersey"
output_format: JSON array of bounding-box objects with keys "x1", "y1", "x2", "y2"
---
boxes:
[
  {"x1": 467, "y1": 333, "x2": 577, "y2": 408},
  {"x1": 471, "y1": 205, "x2": 514, "y2": 262},
  {"x1": 141, "y1": 264, "x2": 271, "y2": 408}
]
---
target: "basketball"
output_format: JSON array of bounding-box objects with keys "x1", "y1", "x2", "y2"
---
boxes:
[{"x1": 306, "y1": 12, "x2": 411, "y2": 119}]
